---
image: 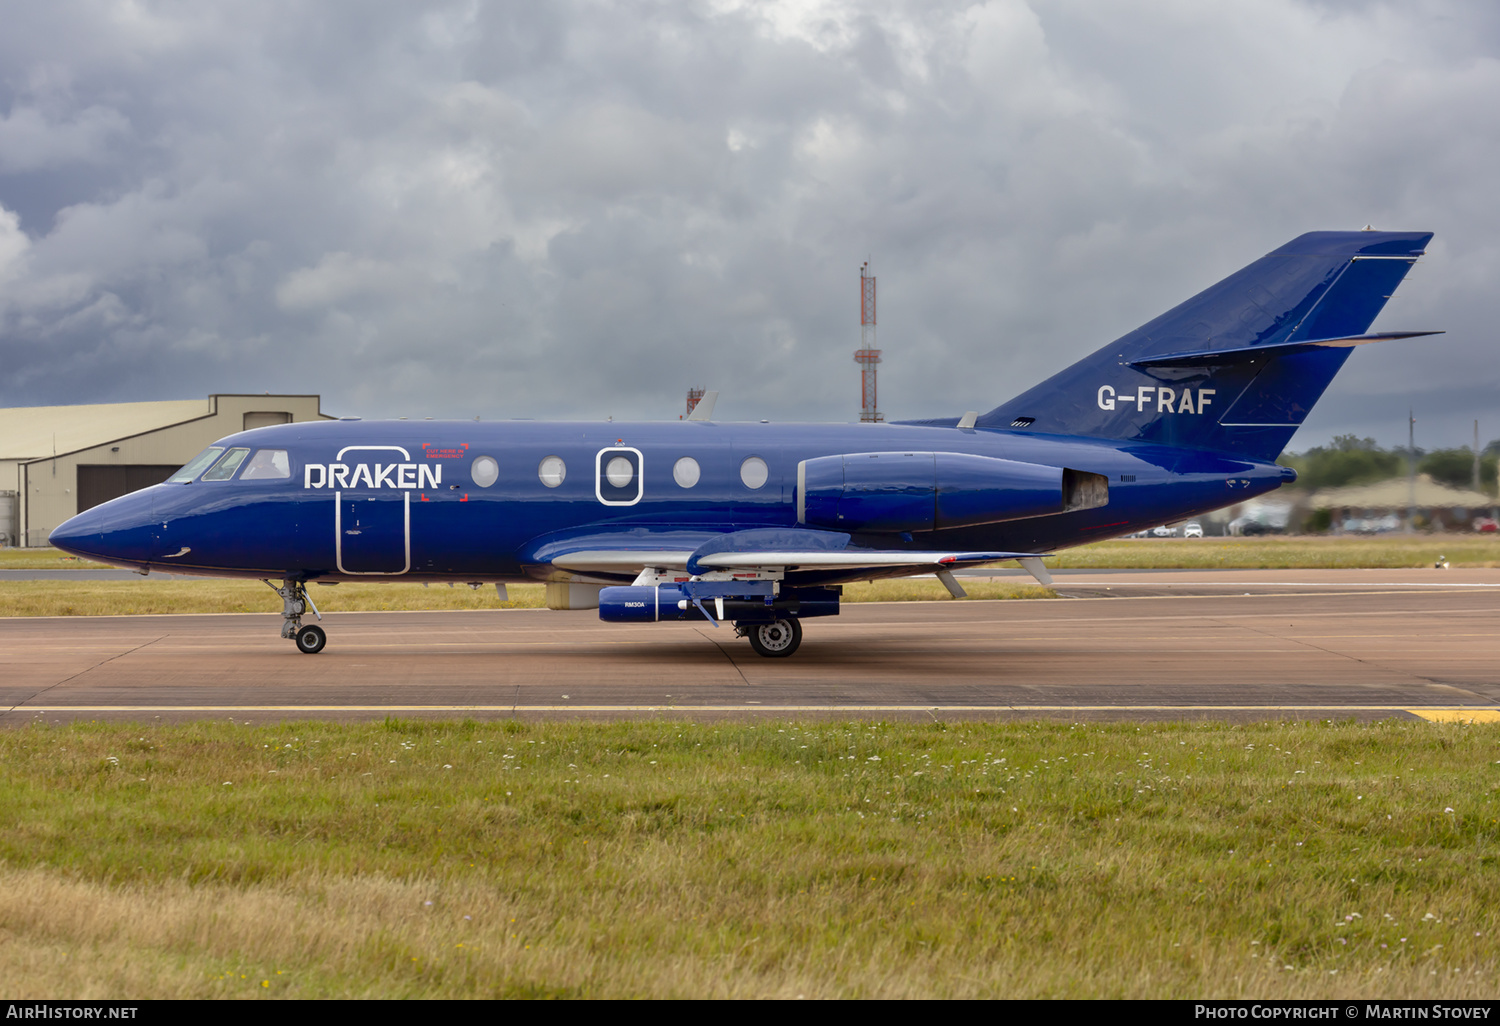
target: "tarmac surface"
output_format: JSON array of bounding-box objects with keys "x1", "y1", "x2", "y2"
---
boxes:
[{"x1": 3, "y1": 568, "x2": 1499, "y2": 724}]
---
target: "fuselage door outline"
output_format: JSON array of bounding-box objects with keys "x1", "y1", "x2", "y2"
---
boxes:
[{"x1": 334, "y1": 445, "x2": 413, "y2": 575}]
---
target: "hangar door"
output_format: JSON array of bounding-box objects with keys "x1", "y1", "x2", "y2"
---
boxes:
[
  {"x1": 244, "y1": 411, "x2": 291, "y2": 430},
  {"x1": 77, "y1": 465, "x2": 180, "y2": 514}
]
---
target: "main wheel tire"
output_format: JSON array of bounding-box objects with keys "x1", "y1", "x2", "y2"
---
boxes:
[
  {"x1": 745, "y1": 617, "x2": 802, "y2": 658},
  {"x1": 295, "y1": 624, "x2": 327, "y2": 654}
]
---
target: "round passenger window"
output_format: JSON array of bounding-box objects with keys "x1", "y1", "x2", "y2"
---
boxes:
[
  {"x1": 471, "y1": 456, "x2": 499, "y2": 488},
  {"x1": 538, "y1": 456, "x2": 566, "y2": 488},
  {"x1": 605, "y1": 456, "x2": 634, "y2": 488},
  {"x1": 673, "y1": 457, "x2": 701, "y2": 488},
  {"x1": 740, "y1": 456, "x2": 769, "y2": 489}
]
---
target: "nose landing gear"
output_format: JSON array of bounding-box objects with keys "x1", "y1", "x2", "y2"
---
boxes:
[{"x1": 265, "y1": 578, "x2": 326, "y2": 654}]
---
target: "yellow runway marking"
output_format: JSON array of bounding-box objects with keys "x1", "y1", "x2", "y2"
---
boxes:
[{"x1": 1408, "y1": 709, "x2": 1500, "y2": 723}]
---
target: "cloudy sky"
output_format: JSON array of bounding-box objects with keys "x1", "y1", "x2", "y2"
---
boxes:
[{"x1": 0, "y1": 0, "x2": 1496, "y2": 452}]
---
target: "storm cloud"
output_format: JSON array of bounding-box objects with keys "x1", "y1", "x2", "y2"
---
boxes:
[{"x1": 0, "y1": 0, "x2": 1496, "y2": 451}]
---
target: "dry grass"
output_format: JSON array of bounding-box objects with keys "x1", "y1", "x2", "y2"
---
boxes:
[
  {"x1": 0, "y1": 548, "x2": 111, "y2": 569},
  {"x1": 0, "y1": 578, "x2": 1046, "y2": 617},
  {"x1": 4, "y1": 534, "x2": 1498, "y2": 617},
  {"x1": 0, "y1": 581, "x2": 548, "y2": 617},
  {"x1": 1052, "y1": 535, "x2": 1500, "y2": 569},
  {"x1": 0, "y1": 573, "x2": 1056, "y2": 612},
  {"x1": 840, "y1": 578, "x2": 1052, "y2": 602},
  {"x1": 1, "y1": 719, "x2": 1498, "y2": 998}
]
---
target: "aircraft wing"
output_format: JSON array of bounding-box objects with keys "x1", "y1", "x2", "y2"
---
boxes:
[
  {"x1": 544, "y1": 536, "x2": 1052, "y2": 587},
  {"x1": 693, "y1": 550, "x2": 1037, "y2": 571},
  {"x1": 547, "y1": 550, "x2": 697, "y2": 574},
  {"x1": 549, "y1": 548, "x2": 1034, "y2": 572}
]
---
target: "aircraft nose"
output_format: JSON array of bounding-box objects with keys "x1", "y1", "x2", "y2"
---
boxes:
[{"x1": 50, "y1": 491, "x2": 157, "y2": 569}]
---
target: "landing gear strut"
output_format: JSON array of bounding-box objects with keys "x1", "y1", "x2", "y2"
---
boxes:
[
  {"x1": 739, "y1": 616, "x2": 802, "y2": 658},
  {"x1": 266, "y1": 578, "x2": 325, "y2": 654}
]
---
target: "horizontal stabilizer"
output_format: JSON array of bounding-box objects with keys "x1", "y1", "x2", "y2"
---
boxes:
[{"x1": 1130, "y1": 331, "x2": 1443, "y2": 369}]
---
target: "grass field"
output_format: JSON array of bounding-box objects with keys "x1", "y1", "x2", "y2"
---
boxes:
[
  {"x1": 2, "y1": 718, "x2": 1497, "y2": 998},
  {"x1": 1048, "y1": 535, "x2": 1500, "y2": 569},
  {"x1": 7, "y1": 535, "x2": 1496, "y2": 573},
  {"x1": 0, "y1": 577, "x2": 1051, "y2": 618},
  {"x1": 0, "y1": 548, "x2": 112, "y2": 569},
  {"x1": 1, "y1": 535, "x2": 1496, "y2": 617},
  {"x1": 0, "y1": 580, "x2": 550, "y2": 617}
]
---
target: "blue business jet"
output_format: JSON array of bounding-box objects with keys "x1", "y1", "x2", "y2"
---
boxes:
[{"x1": 50, "y1": 230, "x2": 1439, "y2": 657}]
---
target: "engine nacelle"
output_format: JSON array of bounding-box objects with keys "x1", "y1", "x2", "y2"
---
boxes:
[{"x1": 797, "y1": 451, "x2": 1107, "y2": 534}]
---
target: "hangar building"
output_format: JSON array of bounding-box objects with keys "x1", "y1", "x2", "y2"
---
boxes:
[{"x1": 0, "y1": 394, "x2": 329, "y2": 547}]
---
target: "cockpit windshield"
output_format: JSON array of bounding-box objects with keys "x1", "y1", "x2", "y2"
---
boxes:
[
  {"x1": 240, "y1": 449, "x2": 291, "y2": 480},
  {"x1": 168, "y1": 447, "x2": 224, "y2": 483},
  {"x1": 168, "y1": 447, "x2": 291, "y2": 484},
  {"x1": 202, "y1": 447, "x2": 251, "y2": 481}
]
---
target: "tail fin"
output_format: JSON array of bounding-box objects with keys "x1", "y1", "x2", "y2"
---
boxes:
[{"x1": 977, "y1": 230, "x2": 1435, "y2": 460}]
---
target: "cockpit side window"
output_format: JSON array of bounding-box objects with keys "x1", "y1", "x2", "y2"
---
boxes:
[
  {"x1": 240, "y1": 449, "x2": 291, "y2": 480},
  {"x1": 168, "y1": 447, "x2": 224, "y2": 483},
  {"x1": 202, "y1": 447, "x2": 251, "y2": 481}
]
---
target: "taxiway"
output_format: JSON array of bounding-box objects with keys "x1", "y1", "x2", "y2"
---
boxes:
[{"x1": 3, "y1": 568, "x2": 1498, "y2": 723}]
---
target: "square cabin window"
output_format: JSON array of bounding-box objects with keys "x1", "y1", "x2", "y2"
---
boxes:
[{"x1": 240, "y1": 449, "x2": 291, "y2": 480}]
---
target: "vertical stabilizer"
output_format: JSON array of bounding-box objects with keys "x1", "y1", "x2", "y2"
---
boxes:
[{"x1": 978, "y1": 231, "x2": 1433, "y2": 460}]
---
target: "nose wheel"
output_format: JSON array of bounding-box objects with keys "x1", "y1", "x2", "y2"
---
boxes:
[
  {"x1": 266, "y1": 578, "x2": 327, "y2": 654},
  {"x1": 295, "y1": 624, "x2": 327, "y2": 654},
  {"x1": 741, "y1": 617, "x2": 802, "y2": 658}
]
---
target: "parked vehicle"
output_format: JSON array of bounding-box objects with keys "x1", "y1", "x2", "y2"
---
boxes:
[
  {"x1": 1183, "y1": 521, "x2": 1204, "y2": 538},
  {"x1": 1341, "y1": 515, "x2": 1402, "y2": 534}
]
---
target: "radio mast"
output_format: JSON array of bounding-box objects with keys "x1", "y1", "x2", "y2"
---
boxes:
[{"x1": 855, "y1": 262, "x2": 883, "y2": 422}]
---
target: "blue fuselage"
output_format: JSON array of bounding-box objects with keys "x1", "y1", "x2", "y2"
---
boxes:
[{"x1": 52, "y1": 417, "x2": 1289, "y2": 583}]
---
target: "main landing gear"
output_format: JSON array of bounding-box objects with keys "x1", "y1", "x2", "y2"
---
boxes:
[
  {"x1": 737, "y1": 616, "x2": 802, "y2": 658},
  {"x1": 266, "y1": 578, "x2": 326, "y2": 654}
]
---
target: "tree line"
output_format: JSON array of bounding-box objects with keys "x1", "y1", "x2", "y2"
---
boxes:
[{"x1": 1279, "y1": 435, "x2": 1499, "y2": 496}]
